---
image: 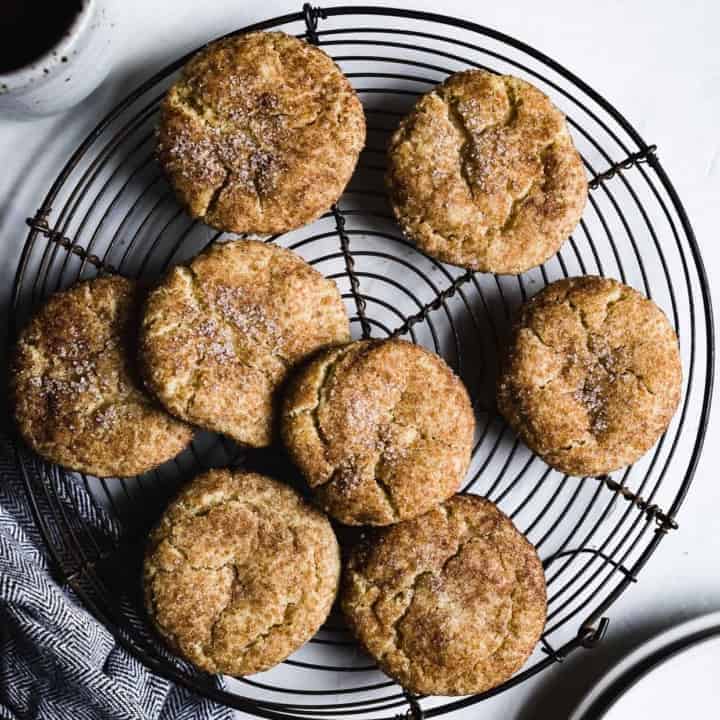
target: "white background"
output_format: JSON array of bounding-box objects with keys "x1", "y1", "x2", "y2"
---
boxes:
[{"x1": 1, "y1": 1, "x2": 718, "y2": 717}]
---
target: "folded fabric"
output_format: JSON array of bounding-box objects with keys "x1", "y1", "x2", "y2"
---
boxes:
[{"x1": 0, "y1": 436, "x2": 234, "y2": 720}]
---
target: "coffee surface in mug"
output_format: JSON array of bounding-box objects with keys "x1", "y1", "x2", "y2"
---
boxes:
[{"x1": 0, "y1": 0, "x2": 84, "y2": 73}]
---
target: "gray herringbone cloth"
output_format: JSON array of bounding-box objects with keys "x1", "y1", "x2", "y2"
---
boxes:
[{"x1": 0, "y1": 435, "x2": 234, "y2": 720}]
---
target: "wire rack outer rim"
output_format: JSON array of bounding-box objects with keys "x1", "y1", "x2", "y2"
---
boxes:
[{"x1": 10, "y1": 4, "x2": 715, "y2": 720}]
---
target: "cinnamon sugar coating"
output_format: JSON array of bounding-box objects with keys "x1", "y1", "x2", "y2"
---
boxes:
[
  {"x1": 387, "y1": 70, "x2": 587, "y2": 274},
  {"x1": 497, "y1": 276, "x2": 682, "y2": 476},
  {"x1": 144, "y1": 469, "x2": 340, "y2": 675},
  {"x1": 140, "y1": 240, "x2": 350, "y2": 447},
  {"x1": 139, "y1": 240, "x2": 350, "y2": 447},
  {"x1": 281, "y1": 339, "x2": 475, "y2": 526},
  {"x1": 157, "y1": 31, "x2": 365, "y2": 234},
  {"x1": 342, "y1": 494, "x2": 546, "y2": 695},
  {"x1": 11, "y1": 276, "x2": 193, "y2": 477}
]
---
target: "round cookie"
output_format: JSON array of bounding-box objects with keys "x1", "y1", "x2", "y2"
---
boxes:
[
  {"x1": 281, "y1": 339, "x2": 475, "y2": 526},
  {"x1": 497, "y1": 276, "x2": 682, "y2": 476},
  {"x1": 144, "y1": 469, "x2": 340, "y2": 675},
  {"x1": 387, "y1": 70, "x2": 587, "y2": 274},
  {"x1": 11, "y1": 276, "x2": 193, "y2": 477},
  {"x1": 157, "y1": 31, "x2": 365, "y2": 234},
  {"x1": 139, "y1": 239, "x2": 350, "y2": 447},
  {"x1": 342, "y1": 494, "x2": 546, "y2": 695}
]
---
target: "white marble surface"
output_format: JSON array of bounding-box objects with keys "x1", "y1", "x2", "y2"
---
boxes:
[{"x1": 1, "y1": 1, "x2": 718, "y2": 717}]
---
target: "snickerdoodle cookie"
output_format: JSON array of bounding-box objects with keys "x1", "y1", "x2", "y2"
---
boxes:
[
  {"x1": 157, "y1": 31, "x2": 365, "y2": 234},
  {"x1": 387, "y1": 70, "x2": 587, "y2": 274},
  {"x1": 11, "y1": 276, "x2": 193, "y2": 477},
  {"x1": 281, "y1": 339, "x2": 475, "y2": 526},
  {"x1": 139, "y1": 239, "x2": 349, "y2": 447},
  {"x1": 342, "y1": 494, "x2": 546, "y2": 695},
  {"x1": 497, "y1": 276, "x2": 682, "y2": 476},
  {"x1": 144, "y1": 469, "x2": 340, "y2": 675}
]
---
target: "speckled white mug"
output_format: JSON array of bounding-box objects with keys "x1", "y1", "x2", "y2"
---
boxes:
[{"x1": 0, "y1": 0, "x2": 114, "y2": 120}]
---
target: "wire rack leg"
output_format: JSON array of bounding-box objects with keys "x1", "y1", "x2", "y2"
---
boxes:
[
  {"x1": 395, "y1": 692, "x2": 424, "y2": 720},
  {"x1": 390, "y1": 269, "x2": 475, "y2": 338},
  {"x1": 26, "y1": 209, "x2": 117, "y2": 275},
  {"x1": 589, "y1": 145, "x2": 657, "y2": 189},
  {"x1": 302, "y1": 3, "x2": 327, "y2": 43},
  {"x1": 598, "y1": 475, "x2": 679, "y2": 532},
  {"x1": 302, "y1": 4, "x2": 372, "y2": 339},
  {"x1": 332, "y1": 204, "x2": 372, "y2": 338}
]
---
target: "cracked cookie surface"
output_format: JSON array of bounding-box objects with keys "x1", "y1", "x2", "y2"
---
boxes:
[
  {"x1": 387, "y1": 70, "x2": 587, "y2": 274},
  {"x1": 11, "y1": 276, "x2": 193, "y2": 477},
  {"x1": 497, "y1": 276, "x2": 682, "y2": 476},
  {"x1": 342, "y1": 494, "x2": 546, "y2": 695},
  {"x1": 157, "y1": 31, "x2": 365, "y2": 234},
  {"x1": 144, "y1": 469, "x2": 341, "y2": 675},
  {"x1": 281, "y1": 339, "x2": 475, "y2": 526},
  {"x1": 139, "y1": 239, "x2": 350, "y2": 447}
]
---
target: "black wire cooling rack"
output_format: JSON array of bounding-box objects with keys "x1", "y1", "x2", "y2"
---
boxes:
[{"x1": 9, "y1": 5, "x2": 715, "y2": 719}]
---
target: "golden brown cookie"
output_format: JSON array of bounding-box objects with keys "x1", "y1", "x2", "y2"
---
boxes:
[
  {"x1": 157, "y1": 31, "x2": 365, "y2": 234},
  {"x1": 342, "y1": 494, "x2": 546, "y2": 695},
  {"x1": 281, "y1": 339, "x2": 475, "y2": 526},
  {"x1": 144, "y1": 469, "x2": 340, "y2": 675},
  {"x1": 139, "y1": 239, "x2": 350, "y2": 447},
  {"x1": 497, "y1": 276, "x2": 682, "y2": 476},
  {"x1": 11, "y1": 276, "x2": 193, "y2": 477},
  {"x1": 387, "y1": 70, "x2": 587, "y2": 274}
]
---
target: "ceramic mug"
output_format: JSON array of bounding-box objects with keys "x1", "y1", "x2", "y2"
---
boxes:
[{"x1": 0, "y1": 0, "x2": 114, "y2": 120}]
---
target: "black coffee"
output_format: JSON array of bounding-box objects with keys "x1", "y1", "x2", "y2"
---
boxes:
[{"x1": 0, "y1": 0, "x2": 83, "y2": 73}]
